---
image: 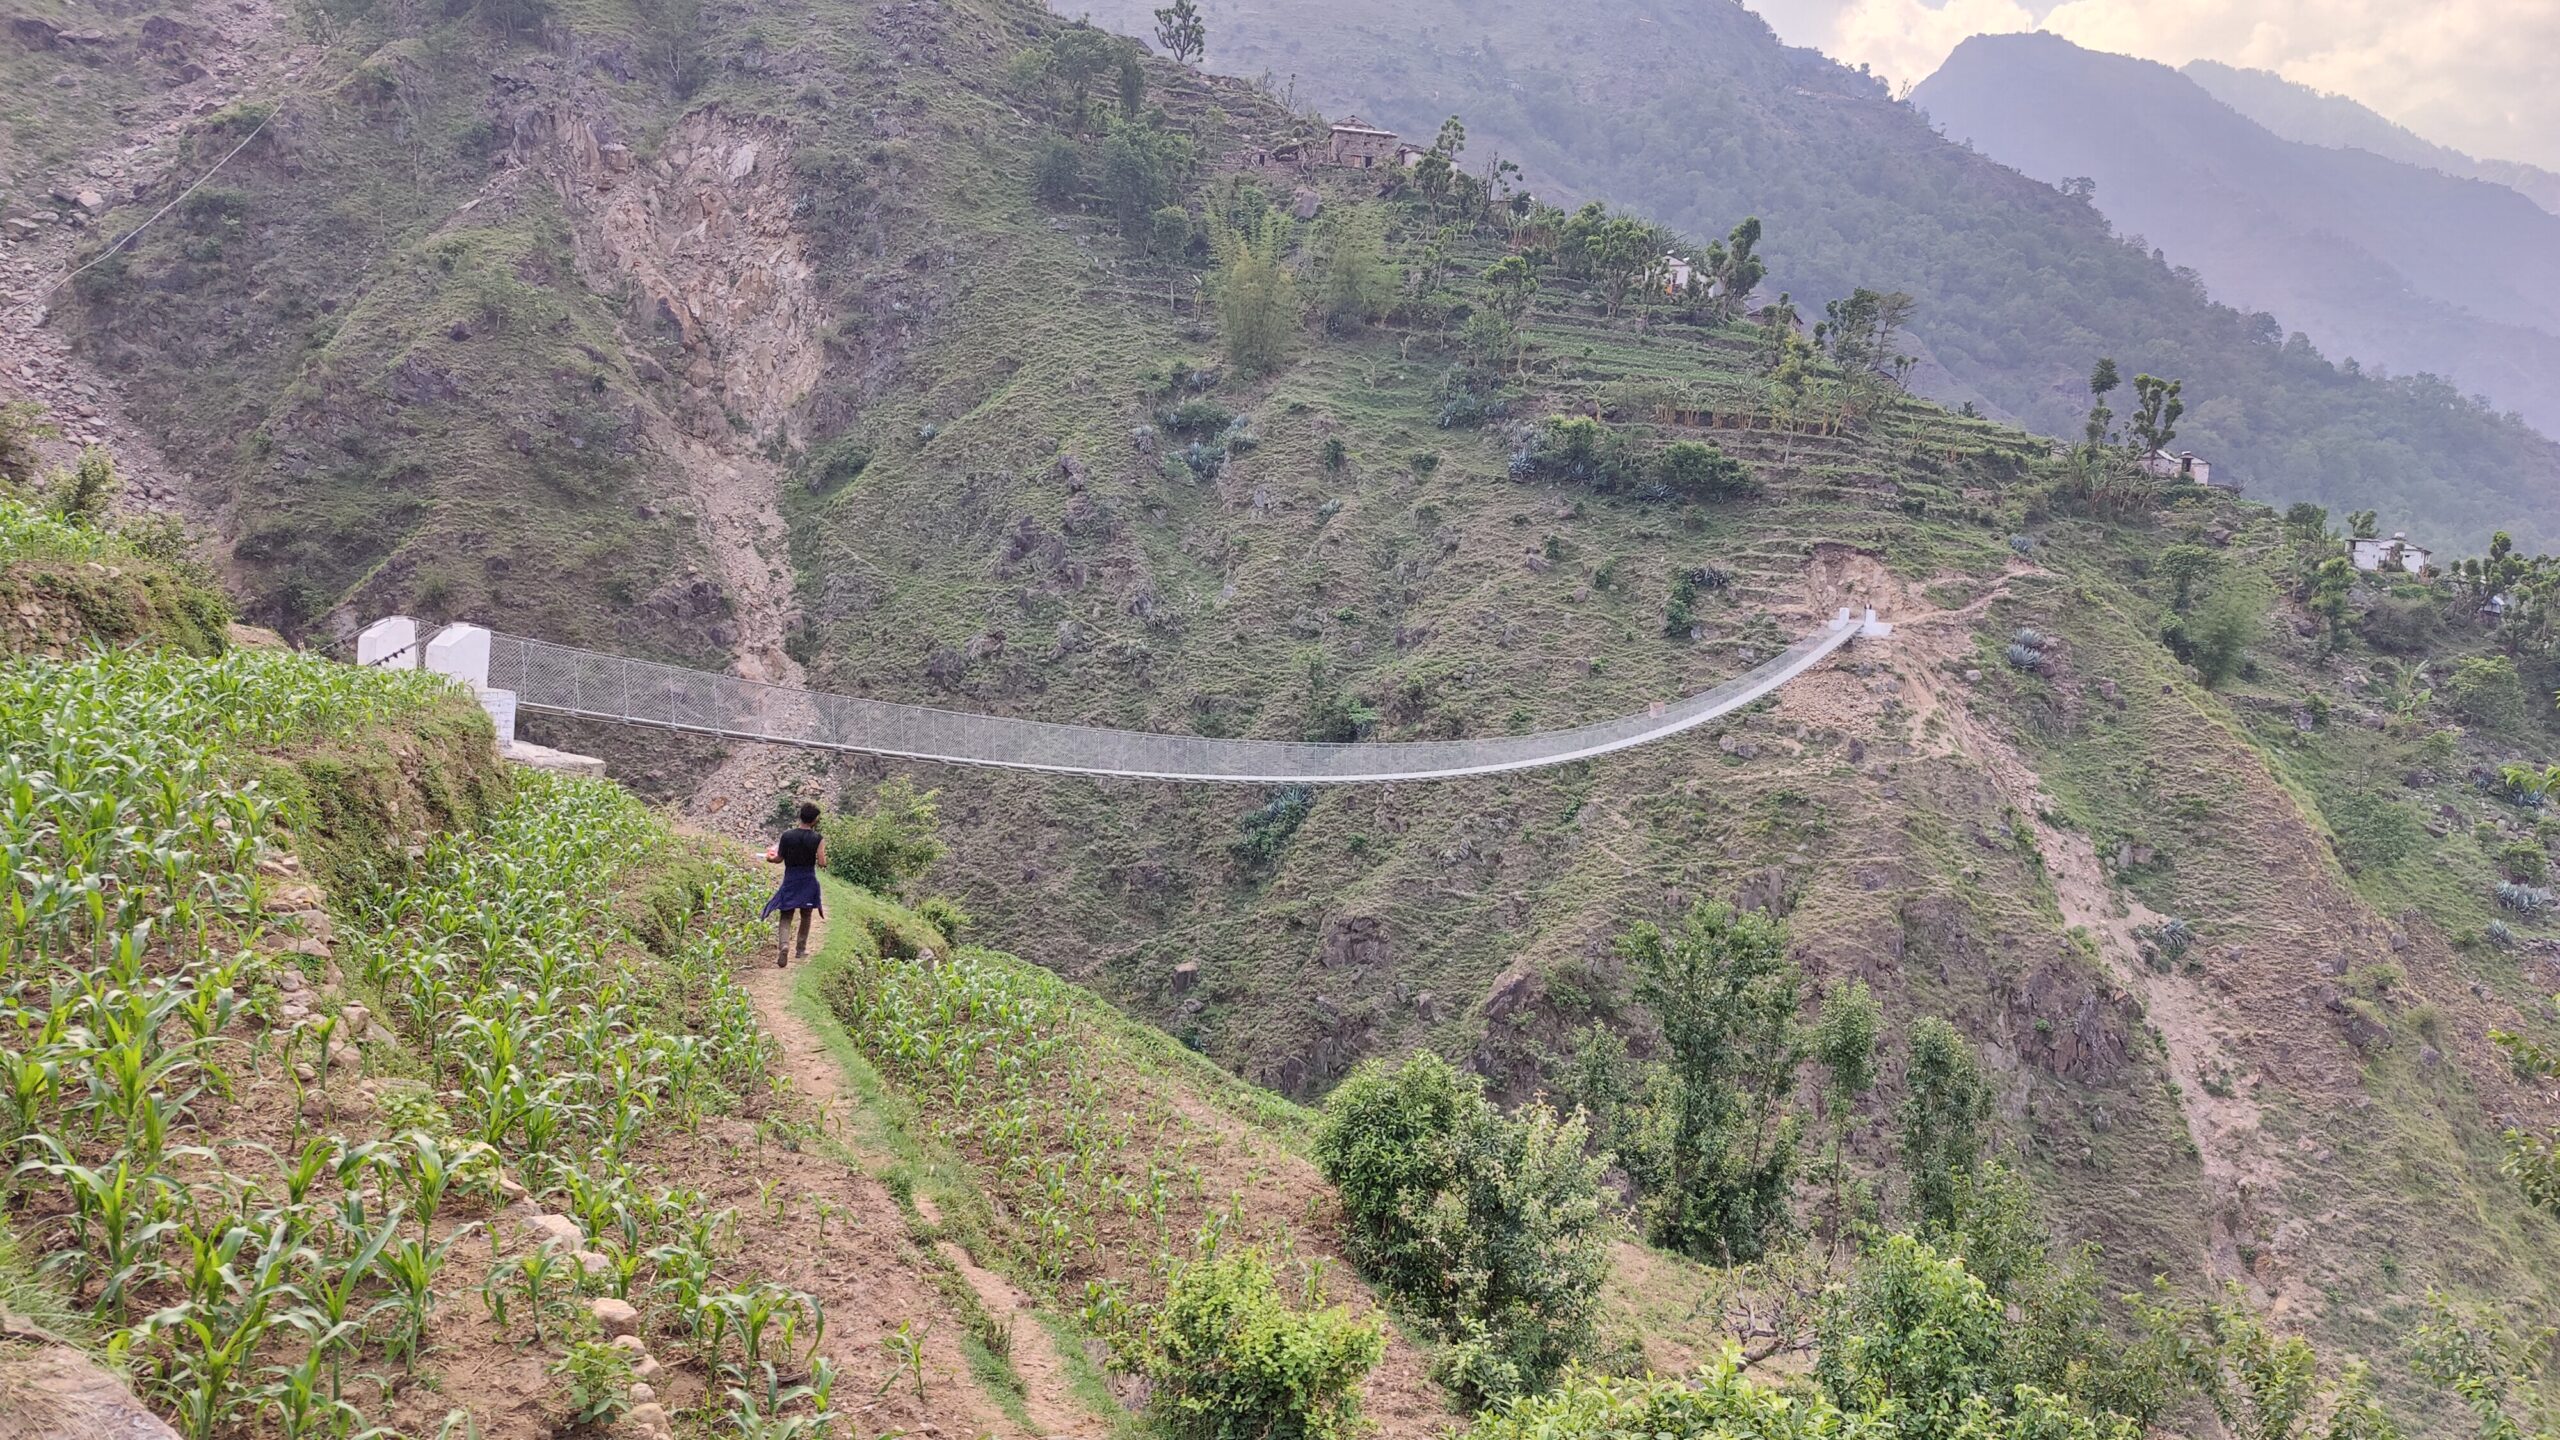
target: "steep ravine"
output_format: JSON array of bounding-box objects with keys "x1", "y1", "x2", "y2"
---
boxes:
[{"x1": 537, "y1": 103, "x2": 827, "y2": 833}]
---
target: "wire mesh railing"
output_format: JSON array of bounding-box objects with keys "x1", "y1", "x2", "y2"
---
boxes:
[{"x1": 483, "y1": 610, "x2": 1868, "y2": 783}]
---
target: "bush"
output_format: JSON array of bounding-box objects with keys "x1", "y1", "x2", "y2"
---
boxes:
[
  {"x1": 1313, "y1": 1051, "x2": 1610, "y2": 1404},
  {"x1": 917, "y1": 895, "x2": 972, "y2": 943},
  {"x1": 1513, "y1": 415, "x2": 1641, "y2": 490},
  {"x1": 551, "y1": 1339, "x2": 636, "y2": 1425},
  {"x1": 824, "y1": 777, "x2": 945, "y2": 896},
  {"x1": 1158, "y1": 399, "x2": 1235, "y2": 438},
  {"x1": 1231, "y1": 786, "x2": 1314, "y2": 867},
  {"x1": 2500, "y1": 842, "x2": 2549, "y2": 884},
  {"x1": 1118, "y1": 1250, "x2": 1383, "y2": 1440},
  {"x1": 1032, "y1": 135, "x2": 1083, "y2": 203},
  {"x1": 1650, "y1": 440, "x2": 1750, "y2": 501},
  {"x1": 2446, "y1": 655, "x2": 2529, "y2": 732}
]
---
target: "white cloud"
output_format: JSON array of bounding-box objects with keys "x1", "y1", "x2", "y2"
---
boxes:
[{"x1": 1754, "y1": 0, "x2": 2560, "y2": 171}]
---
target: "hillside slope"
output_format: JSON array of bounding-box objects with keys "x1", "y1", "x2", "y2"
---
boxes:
[
  {"x1": 2182, "y1": 59, "x2": 2560, "y2": 218},
  {"x1": 1915, "y1": 34, "x2": 2560, "y2": 438},
  {"x1": 1062, "y1": 0, "x2": 2560, "y2": 552}
]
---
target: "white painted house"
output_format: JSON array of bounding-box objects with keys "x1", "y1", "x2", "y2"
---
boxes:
[
  {"x1": 2138, "y1": 448, "x2": 2213, "y2": 486},
  {"x1": 1662, "y1": 254, "x2": 1694, "y2": 293},
  {"x1": 2347, "y1": 533, "x2": 2431, "y2": 575}
]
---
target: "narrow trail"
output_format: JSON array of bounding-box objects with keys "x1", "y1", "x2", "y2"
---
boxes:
[{"x1": 735, "y1": 907, "x2": 1109, "y2": 1440}]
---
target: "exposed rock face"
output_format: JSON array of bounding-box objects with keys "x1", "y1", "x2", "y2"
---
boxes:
[{"x1": 0, "y1": 1336, "x2": 180, "y2": 1440}]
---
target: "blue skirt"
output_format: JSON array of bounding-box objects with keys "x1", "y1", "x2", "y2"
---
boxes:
[{"x1": 763, "y1": 866, "x2": 824, "y2": 917}]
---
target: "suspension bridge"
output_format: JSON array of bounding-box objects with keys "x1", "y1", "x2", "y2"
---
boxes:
[{"x1": 357, "y1": 607, "x2": 1888, "y2": 785}]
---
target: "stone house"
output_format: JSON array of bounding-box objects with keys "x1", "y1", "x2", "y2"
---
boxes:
[
  {"x1": 2137, "y1": 448, "x2": 2213, "y2": 486},
  {"x1": 2347, "y1": 533, "x2": 2431, "y2": 575},
  {"x1": 1327, "y1": 116, "x2": 1400, "y2": 168}
]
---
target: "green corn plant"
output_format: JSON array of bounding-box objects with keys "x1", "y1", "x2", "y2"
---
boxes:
[
  {"x1": 880, "y1": 1319, "x2": 928, "y2": 1402},
  {"x1": 16, "y1": 1138, "x2": 188, "y2": 1318},
  {"x1": 380, "y1": 1224, "x2": 475, "y2": 1366}
]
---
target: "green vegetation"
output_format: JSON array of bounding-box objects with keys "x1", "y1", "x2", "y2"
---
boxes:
[
  {"x1": 1314, "y1": 1051, "x2": 1609, "y2": 1403},
  {"x1": 0, "y1": 483, "x2": 231, "y2": 656},
  {"x1": 823, "y1": 776, "x2": 947, "y2": 898},
  {"x1": 1115, "y1": 1249, "x2": 1383, "y2": 1440}
]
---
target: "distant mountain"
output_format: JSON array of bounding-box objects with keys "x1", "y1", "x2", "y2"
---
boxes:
[
  {"x1": 2183, "y1": 60, "x2": 2560, "y2": 217},
  {"x1": 1063, "y1": 0, "x2": 2560, "y2": 549},
  {"x1": 1912, "y1": 33, "x2": 2560, "y2": 440}
]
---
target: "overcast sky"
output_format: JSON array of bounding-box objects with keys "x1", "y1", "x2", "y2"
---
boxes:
[{"x1": 1746, "y1": 0, "x2": 2560, "y2": 173}]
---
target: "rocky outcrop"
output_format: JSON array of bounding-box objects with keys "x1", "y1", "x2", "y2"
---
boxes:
[{"x1": 0, "y1": 1331, "x2": 178, "y2": 1440}]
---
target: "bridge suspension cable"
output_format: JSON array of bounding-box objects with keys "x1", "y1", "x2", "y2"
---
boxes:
[{"x1": 364, "y1": 608, "x2": 1886, "y2": 785}]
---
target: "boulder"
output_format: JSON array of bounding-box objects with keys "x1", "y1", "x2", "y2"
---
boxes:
[
  {"x1": 518, "y1": 1212, "x2": 584, "y2": 1251},
  {"x1": 0, "y1": 1335, "x2": 180, "y2": 1440},
  {"x1": 589, "y1": 1297, "x2": 641, "y2": 1337}
]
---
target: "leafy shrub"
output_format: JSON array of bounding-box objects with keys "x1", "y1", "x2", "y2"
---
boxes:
[
  {"x1": 824, "y1": 777, "x2": 945, "y2": 896},
  {"x1": 1435, "y1": 366, "x2": 1509, "y2": 430},
  {"x1": 2134, "y1": 917, "x2": 2195, "y2": 970},
  {"x1": 1116, "y1": 1250, "x2": 1382, "y2": 1440},
  {"x1": 1158, "y1": 399, "x2": 1236, "y2": 438},
  {"x1": 803, "y1": 434, "x2": 872, "y2": 494},
  {"x1": 1650, "y1": 440, "x2": 1750, "y2": 501},
  {"x1": 917, "y1": 896, "x2": 972, "y2": 943},
  {"x1": 0, "y1": 400, "x2": 57, "y2": 485},
  {"x1": 1313, "y1": 1051, "x2": 1609, "y2": 1404},
  {"x1": 1231, "y1": 786, "x2": 1313, "y2": 868},
  {"x1": 2446, "y1": 656, "x2": 2529, "y2": 731},
  {"x1": 2488, "y1": 920, "x2": 2517, "y2": 949},
  {"x1": 2500, "y1": 842, "x2": 2549, "y2": 884},
  {"x1": 1031, "y1": 134, "x2": 1083, "y2": 204},
  {"x1": 551, "y1": 1339, "x2": 637, "y2": 1425},
  {"x1": 1320, "y1": 437, "x2": 1347, "y2": 471},
  {"x1": 2005, "y1": 641, "x2": 2045, "y2": 673},
  {"x1": 1513, "y1": 415, "x2": 1640, "y2": 490}
]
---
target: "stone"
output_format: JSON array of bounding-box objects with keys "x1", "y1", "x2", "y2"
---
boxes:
[
  {"x1": 293, "y1": 1062, "x2": 316, "y2": 1083},
  {"x1": 600, "y1": 142, "x2": 633, "y2": 172},
  {"x1": 627, "y1": 1383, "x2": 656, "y2": 1405},
  {"x1": 725, "y1": 142, "x2": 760, "y2": 180},
  {"x1": 606, "y1": 1334, "x2": 648, "y2": 1354},
  {"x1": 589, "y1": 1297, "x2": 641, "y2": 1336},
  {"x1": 624, "y1": 1402, "x2": 671, "y2": 1436},
  {"x1": 0, "y1": 1336, "x2": 181, "y2": 1439},
  {"x1": 1170, "y1": 961, "x2": 1199, "y2": 993},
  {"x1": 264, "y1": 883, "x2": 326, "y2": 912},
  {"x1": 518, "y1": 1212, "x2": 584, "y2": 1251},
  {"x1": 572, "y1": 1249, "x2": 612, "y2": 1280},
  {"x1": 341, "y1": 1003, "x2": 370, "y2": 1032},
  {"x1": 630, "y1": 1353, "x2": 662, "y2": 1381}
]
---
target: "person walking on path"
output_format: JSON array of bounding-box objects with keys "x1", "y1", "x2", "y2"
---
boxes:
[{"x1": 763, "y1": 802, "x2": 826, "y2": 967}]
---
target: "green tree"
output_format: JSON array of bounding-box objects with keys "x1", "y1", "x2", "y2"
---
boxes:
[
  {"x1": 1014, "y1": 25, "x2": 1125, "y2": 131},
  {"x1": 823, "y1": 777, "x2": 945, "y2": 897},
  {"x1": 1589, "y1": 216, "x2": 1662, "y2": 317},
  {"x1": 1031, "y1": 134, "x2": 1082, "y2": 205},
  {"x1": 2413, "y1": 1293, "x2": 2556, "y2": 1440},
  {"x1": 1313, "y1": 1051, "x2": 1610, "y2": 1404},
  {"x1": 1209, "y1": 214, "x2": 1298, "y2": 376},
  {"x1": 1481, "y1": 254, "x2": 1539, "y2": 324},
  {"x1": 1615, "y1": 900, "x2": 1803, "y2": 1263},
  {"x1": 2347, "y1": 509, "x2": 2380, "y2": 539},
  {"x1": 2085, "y1": 358, "x2": 2121, "y2": 450},
  {"x1": 1100, "y1": 124, "x2": 1191, "y2": 239},
  {"x1": 1116, "y1": 50, "x2": 1146, "y2": 119},
  {"x1": 2127, "y1": 373, "x2": 2184, "y2": 455},
  {"x1": 1313, "y1": 206, "x2": 1396, "y2": 332},
  {"x1": 2156, "y1": 544, "x2": 2218, "y2": 612},
  {"x1": 1899, "y1": 1017, "x2": 1990, "y2": 1234},
  {"x1": 1812, "y1": 979, "x2": 1881, "y2": 1250},
  {"x1": 2307, "y1": 556, "x2": 2355, "y2": 653},
  {"x1": 1151, "y1": 0, "x2": 1204, "y2": 65},
  {"x1": 1148, "y1": 204, "x2": 1193, "y2": 261},
  {"x1": 2184, "y1": 576, "x2": 2266, "y2": 686}
]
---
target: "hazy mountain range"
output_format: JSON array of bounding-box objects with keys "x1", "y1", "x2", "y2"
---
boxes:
[
  {"x1": 2183, "y1": 59, "x2": 2560, "y2": 217},
  {"x1": 1913, "y1": 33, "x2": 2560, "y2": 438}
]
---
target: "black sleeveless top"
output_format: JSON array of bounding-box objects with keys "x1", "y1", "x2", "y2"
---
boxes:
[{"x1": 777, "y1": 826, "x2": 821, "y2": 868}]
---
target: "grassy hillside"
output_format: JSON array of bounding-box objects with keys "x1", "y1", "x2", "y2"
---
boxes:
[{"x1": 1067, "y1": 0, "x2": 2560, "y2": 552}]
